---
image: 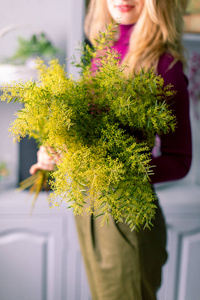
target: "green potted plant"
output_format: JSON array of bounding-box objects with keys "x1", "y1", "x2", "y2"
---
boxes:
[{"x1": 10, "y1": 33, "x2": 60, "y2": 66}]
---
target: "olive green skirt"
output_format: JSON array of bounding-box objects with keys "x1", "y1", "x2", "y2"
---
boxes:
[{"x1": 75, "y1": 200, "x2": 167, "y2": 300}]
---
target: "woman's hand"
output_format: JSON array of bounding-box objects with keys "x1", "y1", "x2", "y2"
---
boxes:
[{"x1": 29, "y1": 146, "x2": 61, "y2": 175}]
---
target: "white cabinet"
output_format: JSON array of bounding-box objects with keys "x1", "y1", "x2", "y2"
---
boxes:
[
  {"x1": 156, "y1": 182, "x2": 200, "y2": 300},
  {"x1": 178, "y1": 231, "x2": 200, "y2": 300},
  {"x1": 0, "y1": 190, "x2": 91, "y2": 300},
  {"x1": 0, "y1": 224, "x2": 58, "y2": 300}
]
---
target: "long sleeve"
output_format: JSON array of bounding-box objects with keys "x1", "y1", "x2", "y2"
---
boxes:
[{"x1": 149, "y1": 53, "x2": 192, "y2": 184}]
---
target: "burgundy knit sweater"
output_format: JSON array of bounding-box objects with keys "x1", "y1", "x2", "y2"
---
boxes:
[{"x1": 112, "y1": 24, "x2": 192, "y2": 184}]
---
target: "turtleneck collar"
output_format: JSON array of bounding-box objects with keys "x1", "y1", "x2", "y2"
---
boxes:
[
  {"x1": 118, "y1": 24, "x2": 135, "y2": 45},
  {"x1": 111, "y1": 23, "x2": 135, "y2": 63}
]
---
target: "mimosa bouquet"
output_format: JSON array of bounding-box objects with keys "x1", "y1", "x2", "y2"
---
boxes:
[{"x1": 1, "y1": 24, "x2": 176, "y2": 230}]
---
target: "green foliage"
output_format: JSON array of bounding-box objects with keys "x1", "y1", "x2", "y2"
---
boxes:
[
  {"x1": 9, "y1": 33, "x2": 60, "y2": 64},
  {"x1": 0, "y1": 23, "x2": 176, "y2": 230}
]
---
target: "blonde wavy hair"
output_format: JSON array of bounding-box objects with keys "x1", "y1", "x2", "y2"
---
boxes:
[{"x1": 84, "y1": 0, "x2": 188, "y2": 73}]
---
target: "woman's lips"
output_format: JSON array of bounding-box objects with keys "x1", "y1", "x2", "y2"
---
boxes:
[{"x1": 117, "y1": 5, "x2": 134, "y2": 12}]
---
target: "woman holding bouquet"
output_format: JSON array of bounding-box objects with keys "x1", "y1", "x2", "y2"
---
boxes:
[{"x1": 30, "y1": 0, "x2": 192, "y2": 299}]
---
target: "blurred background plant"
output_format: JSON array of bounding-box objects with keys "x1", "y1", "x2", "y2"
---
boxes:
[
  {"x1": 0, "y1": 161, "x2": 9, "y2": 180},
  {"x1": 7, "y1": 32, "x2": 61, "y2": 65}
]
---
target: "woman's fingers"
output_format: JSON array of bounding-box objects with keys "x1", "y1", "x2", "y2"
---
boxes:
[
  {"x1": 29, "y1": 146, "x2": 57, "y2": 175},
  {"x1": 29, "y1": 163, "x2": 43, "y2": 175},
  {"x1": 29, "y1": 161, "x2": 55, "y2": 175},
  {"x1": 29, "y1": 163, "x2": 38, "y2": 175},
  {"x1": 46, "y1": 146, "x2": 62, "y2": 164}
]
